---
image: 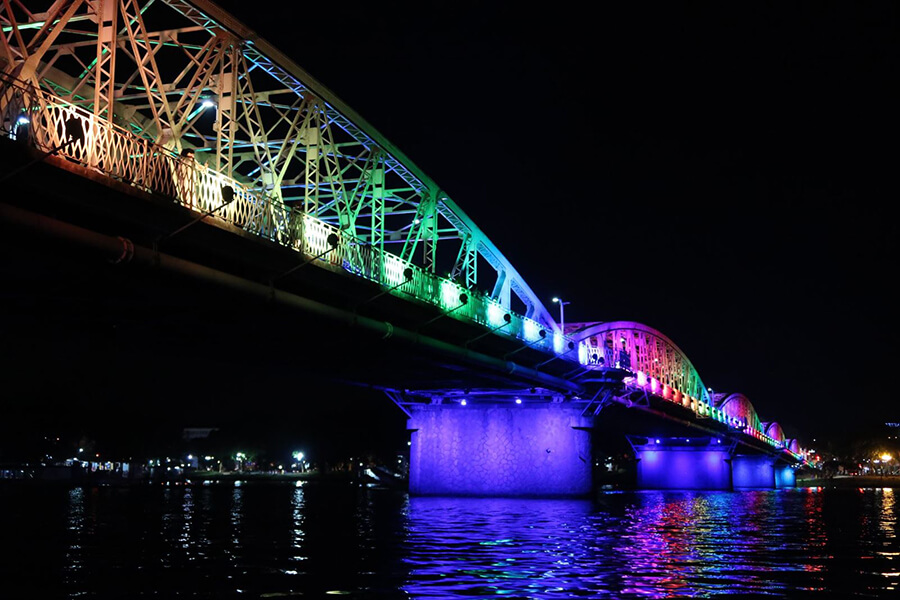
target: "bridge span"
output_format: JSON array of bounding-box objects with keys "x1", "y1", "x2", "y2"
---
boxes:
[{"x1": 1, "y1": 0, "x2": 807, "y2": 496}]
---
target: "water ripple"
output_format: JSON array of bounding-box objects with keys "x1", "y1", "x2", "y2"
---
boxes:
[{"x1": 1, "y1": 484, "x2": 899, "y2": 597}]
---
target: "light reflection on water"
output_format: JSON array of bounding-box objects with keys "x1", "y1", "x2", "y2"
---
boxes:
[
  {"x1": 63, "y1": 486, "x2": 85, "y2": 586},
  {"x1": 1, "y1": 483, "x2": 899, "y2": 598}
]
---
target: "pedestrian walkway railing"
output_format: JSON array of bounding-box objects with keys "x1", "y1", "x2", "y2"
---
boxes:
[{"x1": 0, "y1": 73, "x2": 587, "y2": 365}]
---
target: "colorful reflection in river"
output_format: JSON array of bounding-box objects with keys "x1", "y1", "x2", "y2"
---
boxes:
[
  {"x1": 401, "y1": 489, "x2": 898, "y2": 598},
  {"x1": 4, "y1": 483, "x2": 900, "y2": 597}
]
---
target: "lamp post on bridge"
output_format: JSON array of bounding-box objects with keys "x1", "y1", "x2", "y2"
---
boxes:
[{"x1": 552, "y1": 297, "x2": 570, "y2": 333}]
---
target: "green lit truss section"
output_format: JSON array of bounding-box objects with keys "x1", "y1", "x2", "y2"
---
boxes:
[
  {"x1": 576, "y1": 321, "x2": 807, "y2": 461},
  {"x1": 0, "y1": 0, "x2": 573, "y2": 354}
]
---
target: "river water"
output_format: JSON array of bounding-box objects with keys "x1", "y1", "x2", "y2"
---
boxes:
[{"x1": 1, "y1": 481, "x2": 897, "y2": 598}]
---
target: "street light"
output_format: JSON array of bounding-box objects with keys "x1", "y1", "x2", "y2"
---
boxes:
[
  {"x1": 552, "y1": 297, "x2": 570, "y2": 331},
  {"x1": 293, "y1": 451, "x2": 305, "y2": 472}
]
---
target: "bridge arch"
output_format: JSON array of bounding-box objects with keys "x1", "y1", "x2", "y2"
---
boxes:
[
  {"x1": 576, "y1": 321, "x2": 710, "y2": 404},
  {"x1": 576, "y1": 324, "x2": 798, "y2": 451},
  {"x1": 763, "y1": 422, "x2": 786, "y2": 447},
  {"x1": 715, "y1": 393, "x2": 761, "y2": 435}
]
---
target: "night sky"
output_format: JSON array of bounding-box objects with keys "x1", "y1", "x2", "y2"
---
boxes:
[
  {"x1": 3, "y1": 2, "x2": 897, "y2": 461},
  {"x1": 210, "y1": 1, "x2": 896, "y2": 441}
]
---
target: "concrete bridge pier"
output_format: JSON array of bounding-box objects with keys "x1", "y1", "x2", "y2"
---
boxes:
[
  {"x1": 732, "y1": 455, "x2": 797, "y2": 489},
  {"x1": 630, "y1": 436, "x2": 733, "y2": 490},
  {"x1": 732, "y1": 455, "x2": 775, "y2": 489},
  {"x1": 775, "y1": 462, "x2": 797, "y2": 488},
  {"x1": 407, "y1": 402, "x2": 593, "y2": 497},
  {"x1": 630, "y1": 437, "x2": 798, "y2": 490}
]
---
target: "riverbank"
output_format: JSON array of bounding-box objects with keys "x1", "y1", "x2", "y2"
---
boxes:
[
  {"x1": 7, "y1": 466, "x2": 897, "y2": 491},
  {"x1": 0, "y1": 465, "x2": 398, "y2": 487},
  {"x1": 796, "y1": 475, "x2": 900, "y2": 489},
  {"x1": 187, "y1": 471, "x2": 360, "y2": 484},
  {"x1": 152, "y1": 473, "x2": 900, "y2": 490}
]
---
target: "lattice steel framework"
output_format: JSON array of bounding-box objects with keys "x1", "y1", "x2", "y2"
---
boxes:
[
  {"x1": 716, "y1": 393, "x2": 761, "y2": 438},
  {"x1": 0, "y1": 0, "x2": 557, "y2": 331},
  {"x1": 579, "y1": 321, "x2": 712, "y2": 405},
  {"x1": 576, "y1": 322, "x2": 806, "y2": 460}
]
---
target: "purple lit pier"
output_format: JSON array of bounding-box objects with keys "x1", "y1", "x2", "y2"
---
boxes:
[
  {"x1": 408, "y1": 403, "x2": 593, "y2": 497},
  {"x1": 629, "y1": 437, "x2": 799, "y2": 491},
  {"x1": 632, "y1": 438, "x2": 734, "y2": 491}
]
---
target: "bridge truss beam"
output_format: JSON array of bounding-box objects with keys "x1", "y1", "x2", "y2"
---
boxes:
[{"x1": 0, "y1": 0, "x2": 558, "y2": 331}]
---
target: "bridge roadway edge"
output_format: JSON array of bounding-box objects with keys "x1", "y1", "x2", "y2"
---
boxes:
[{"x1": 0, "y1": 139, "x2": 584, "y2": 399}]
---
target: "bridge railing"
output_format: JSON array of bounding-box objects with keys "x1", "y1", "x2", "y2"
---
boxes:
[{"x1": 1, "y1": 74, "x2": 588, "y2": 364}]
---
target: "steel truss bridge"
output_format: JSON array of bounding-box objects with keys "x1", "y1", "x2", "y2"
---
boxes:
[{"x1": 0, "y1": 0, "x2": 807, "y2": 465}]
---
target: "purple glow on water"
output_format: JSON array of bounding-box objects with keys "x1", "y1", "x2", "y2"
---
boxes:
[
  {"x1": 408, "y1": 405, "x2": 592, "y2": 497},
  {"x1": 400, "y1": 489, "x2": 888, "y2": 598},
  {"x1": 4, "y1": 484, "x2": 900, "y2": 597}
]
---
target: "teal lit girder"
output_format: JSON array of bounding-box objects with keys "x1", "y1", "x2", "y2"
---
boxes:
[{"x1": 0, "y1": 0, "x2": 568, "y2": 350}]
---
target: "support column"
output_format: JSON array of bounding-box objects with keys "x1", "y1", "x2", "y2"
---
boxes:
[
  {"x1": 732, "y1": 455, "x2": 776, "y2": 489},
  {"x1": 775, "y1": 463, "x2": 797, "y2": 488},
  {"x1": 407, "y1": 403, "x2": 593, "y2": 497},
  {"x1": 630, "y1": 437, "x2": 732, "y2": 490}
]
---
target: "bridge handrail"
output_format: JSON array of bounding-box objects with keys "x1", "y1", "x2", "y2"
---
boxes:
[{"x1": 0, "y1": 73, "x2": 588, "y2": 364}]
